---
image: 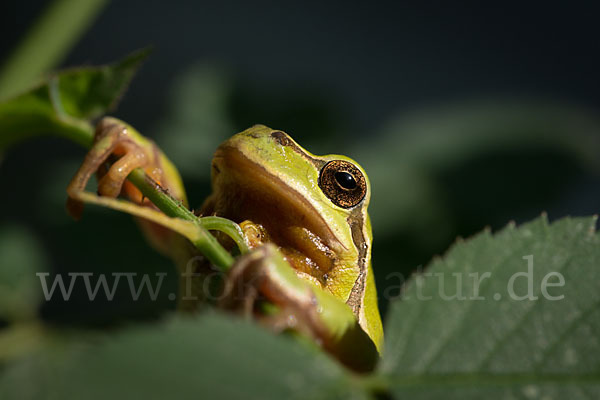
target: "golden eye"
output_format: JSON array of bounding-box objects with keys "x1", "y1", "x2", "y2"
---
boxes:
[{"x1": 318, "y1": 160, "x2": 367, "y2": 208}]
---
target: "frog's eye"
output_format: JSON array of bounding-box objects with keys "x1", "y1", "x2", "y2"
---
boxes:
[{"x1": 318, "y1": 160, "x2": 367, "y2": 208}]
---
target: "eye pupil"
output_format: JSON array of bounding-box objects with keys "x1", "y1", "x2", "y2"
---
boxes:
[{"x1": 334, "y1": 171, "x2": 357, "y2": 190}]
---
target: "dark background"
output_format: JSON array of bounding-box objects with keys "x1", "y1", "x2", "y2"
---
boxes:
[
  {"x1": 2, "y1": 0, "x2": 600, "y2": 324},
  {"x1": 5, "y1": 1, "x2": 600, "y2": 134}
]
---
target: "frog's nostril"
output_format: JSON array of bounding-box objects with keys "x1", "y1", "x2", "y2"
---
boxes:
[{"x1": 271, "y1": 131, "x2": 293, "y2": 147}]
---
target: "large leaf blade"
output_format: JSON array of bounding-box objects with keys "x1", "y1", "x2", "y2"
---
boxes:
[
  {"x1": 381, "y1": 215, "x2": 600, "y2": 398},
  {"x1": 0, "y1": 313, "x2": 364, "y2": 400}
]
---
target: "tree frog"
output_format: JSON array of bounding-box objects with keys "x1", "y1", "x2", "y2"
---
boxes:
[{"x1": 66, "y1": 118, "x2": 383, "y2": 371}]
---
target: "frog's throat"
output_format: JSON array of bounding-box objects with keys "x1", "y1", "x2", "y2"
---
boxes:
[{"x1": 208, "y1": 145, "x2": 369, "y2": 314}]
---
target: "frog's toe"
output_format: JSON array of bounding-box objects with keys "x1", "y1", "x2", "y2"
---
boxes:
[
  {"x1": 97, "y1": 143, "x2": 148, "y2": 198},
  {"x1": 66, "y1": 196, "x2": 85, "y2": 220}
]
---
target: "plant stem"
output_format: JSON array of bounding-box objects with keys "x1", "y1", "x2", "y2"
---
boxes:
[
  {"x1": 127, "y1": 169, "x2": 198, "y2": 222},
  {"x1": 127, "y1": 169, "x2": 241, "y2": 271}
]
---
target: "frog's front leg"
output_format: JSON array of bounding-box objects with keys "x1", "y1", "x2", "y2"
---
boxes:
[{"x1": 219, "y1": 244, "x2": 378, "y2": 372}]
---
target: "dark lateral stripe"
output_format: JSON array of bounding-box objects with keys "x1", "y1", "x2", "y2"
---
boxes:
[{"x1": 345, "y1": 208, "x2": 368, "y2": 316}]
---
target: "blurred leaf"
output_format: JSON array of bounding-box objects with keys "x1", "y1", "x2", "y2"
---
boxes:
[
  {"x1": 0, "y1": 49, "x2": 150, "y2": 150},
  {"x1": 153, "y1": 64, "x2": 235, "y2": 181},
  {"x1": 359, "y1": 101, "x2": 600, "y2": 239},
  {"x1": 0, "y1": 314, "x2": 366, "y2": 400},
  {"x1": 0, "y1": 0, "x2": 109, "y2": 101},
  {"x1": 380, "y1": 215, "x2": 600, "y2": 398},
  {"x1": 355, "y1": 100, "x2": 600, "y2": 299},
  {"x1": 0, "y1": 225, "x2": 47, "y2": 321}
]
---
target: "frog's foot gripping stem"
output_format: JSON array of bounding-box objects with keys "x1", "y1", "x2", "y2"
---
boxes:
[
  {"x1": 66, "y1": 117, "x2": 194, "y2": 260},
  {"x1": 66, "y1": 117, "x2": 168, "y2": 219},
  {"x1": 219, "y1": 244, "x2": 378, "y2": 372},
  {"x1": 64, "y1": 120, "x2": 196, "y2": 250},
  {"x1": 66, "y1": 116, "x2": 188, "y2": 221},
  {"x1": 219, "y1": 245, "x2": 329, "y2": 337}
]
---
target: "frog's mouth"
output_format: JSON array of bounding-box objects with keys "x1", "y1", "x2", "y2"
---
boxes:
[{"x1": 206, "y1": 145, "x2": 344, "y2": 285}]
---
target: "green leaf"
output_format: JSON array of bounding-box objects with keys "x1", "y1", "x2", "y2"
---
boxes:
[
  {"x1": 0, "y1": 314, "x2": 365, "y2": 400},
  {"x1": 380, "y1": 215, "x2": 600, "y2": 398},
  {"x1": 0, "y1": 49, "x2": 149, "y2": 150}
]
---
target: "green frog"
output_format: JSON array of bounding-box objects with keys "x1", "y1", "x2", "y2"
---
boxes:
[{"x1": 66, "y1": 118, "x2": 383, "y2": 371}]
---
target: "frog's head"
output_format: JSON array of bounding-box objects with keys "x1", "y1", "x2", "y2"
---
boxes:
[{"x1": 208, "y1": 125, "x2": 372, "y2": 297}]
